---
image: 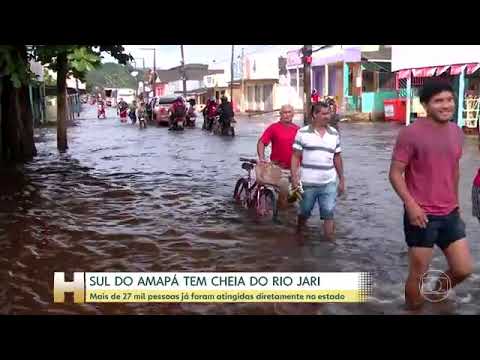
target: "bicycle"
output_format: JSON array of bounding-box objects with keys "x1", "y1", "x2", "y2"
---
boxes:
[{"x1": 233, "y1": 158, "x2": 279, "y2": 221}]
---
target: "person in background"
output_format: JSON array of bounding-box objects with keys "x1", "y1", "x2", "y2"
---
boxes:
[
  {"x1": 129, "y1": 100, "x2": 137, "y2": 124},
  {"x1": 169, "y1": 97, "x2": 187, "y2": 130},
  {"x1": 473, "y1": 168, "x2": 480, "y2": 223},
  {"x1": 326, "y1": 97, "x2": 341, "y2": 131},
  {"x1": 218, "y1": 96, "x2": 234, "y2": 134},
  {"x1": 137, "y1": 101, "x2": 147, "y2": 129},
  {"x1": 311, "y1": 89, "x2": 319, "y2": 104},
  {"x1": 204, "y1": 97, "x2": 218, "y2": 131},
  {"x1": 117, "y1": 98, "x2": 129, "y2": 123}
]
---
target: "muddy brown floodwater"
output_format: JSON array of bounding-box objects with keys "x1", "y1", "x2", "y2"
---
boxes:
[{"x1": 0, "y1": 105, "x2": 479, "y2": 315}]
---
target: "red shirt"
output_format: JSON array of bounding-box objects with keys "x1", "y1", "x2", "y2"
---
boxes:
[
  {"x1": 260, "y1": 121, "x2": 300, "y2": 169},
  {"x1": 474, "y1": 169, "x2": 480, "y2": 187},
  {"x1": 392, "y1": 119, "x2": 464, "y2": 216}
]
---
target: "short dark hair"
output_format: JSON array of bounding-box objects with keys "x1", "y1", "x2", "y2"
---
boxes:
[
  {"x1": 311, "y1": 101, "x2": 330, "y2": 115},
  {"x1": 419, "y1": 79, "x2": 455, "y2": 104}
]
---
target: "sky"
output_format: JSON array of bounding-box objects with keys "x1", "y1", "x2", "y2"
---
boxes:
[{"x1": 101, "y1": 45, "x2": 303, "y2": 69}]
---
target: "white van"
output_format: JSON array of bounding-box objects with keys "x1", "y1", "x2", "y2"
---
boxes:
[{"x1": 117, "y1": 88, "x2": 136, "y2": 105}]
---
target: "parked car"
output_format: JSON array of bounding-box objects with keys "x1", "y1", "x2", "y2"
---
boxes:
[{"x1": 152, "y1": 96, "x2": 178, "y2": 126}]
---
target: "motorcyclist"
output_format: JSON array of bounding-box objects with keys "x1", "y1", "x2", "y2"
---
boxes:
[
  {"x1": 137, "y1": 101, "x2": 147, "y2": 129},
  {"x1": 186, "y1": 99, "x2": 196, "y2": 127},
  {"x1": 217, "y1": 96, "x2": 234, "y2": 134},
  {"x1": 117, "y1": 98, "x2": 129, "y2": 122},
  {"x1": 311, "y1": 89, "x2": 320, "y2": 104},
  {"x1": 203, "y1": 97, "x2": 218, "y2": 131},
  {"x1": 145, "y1": 100, "x2": 153, "y2": 121},
  {"x1": 169, "y1": 97, "x2": 187, "y2": 130},
  {"x1": 202, "y1": 99, "x2": 211, "y2": 130},
  {"x1": 325, "y1": 96, "x2": 340, "y2": 131},
  {"x1": 129, "y1": 100, "x2": 137, "y2": 124},
  {"x1": 97, "y1": 99, "x2": 106, "y2": 118}
]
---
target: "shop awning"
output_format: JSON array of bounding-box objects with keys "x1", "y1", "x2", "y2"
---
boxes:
[
  {"x1": 412, "y1": 67, "x2": 437, "y2": 77},
  {"x1": 397, "y1": 69, "x2": 411, "y2": 79},
  {"x1": 436, "y1": 65, "x2": 450, "y2": 75},
  {"x1": 397, "y1": 63, "x2": 480, "y2": 78},
  {"x1": 467, "y1": 63, "x2": 480, "y2": 74},
  {"x1": 450, "y1": 64, "x2": 467, "y2": 75}
]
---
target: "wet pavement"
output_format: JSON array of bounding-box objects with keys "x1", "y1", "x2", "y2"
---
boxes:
[{"x1": 0, "y1": 105, "x2": 479, "y2": 315}]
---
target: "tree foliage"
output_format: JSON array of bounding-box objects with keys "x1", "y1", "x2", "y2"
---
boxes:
[
  {"x1": 0, "y1": 45, "x2": 35, "y2": 88},
  {"x1": 33, "y1": 45, "x2": 132, "y2": 82},
  {"x1": 86, "y1": 62, "x2": 138, "y2": 91}
]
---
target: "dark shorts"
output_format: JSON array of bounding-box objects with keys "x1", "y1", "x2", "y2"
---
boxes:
[
  {"x1": 472, "y1": 185, "x2": 480, "y2": 218},
  {"x1": 403, "y1": 208, "x2": 466, "y2": 250}
]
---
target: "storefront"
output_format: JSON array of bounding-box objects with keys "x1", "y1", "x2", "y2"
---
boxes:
[
  {"x1": 391, "y1": 45, "x2": 480, "y2": 132},
  {"x1": 311, "y1": 46, "x2": 394, "y2": 115},
  {"x1": 395, "y1": 63, "x2": 480, "y2": 131}
]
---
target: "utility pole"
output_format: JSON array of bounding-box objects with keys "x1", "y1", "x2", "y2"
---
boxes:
[
  {"x1": 230, "y1": 45, "x2": 234, "y2": 105},
  {"x1": 180, "y1": 45, "x2": 187, "y2": 98},
  {"x1": 241, "y1": 48, "x2": 245, "y2": 112},
  {"x1": 75, "y1": 78, "x2": 80, "y2": 117},
  {"x1": 153, "y1": 49, "x2": 156, "y2": 85},
  {"x1": 302, "y1": 45, "x2": 313, "y2": 125},
  {"x1": 140, "y1": 48, "x2": 156, "y2": 101}
]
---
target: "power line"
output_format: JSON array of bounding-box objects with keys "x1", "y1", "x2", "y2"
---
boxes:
[{"x1": 209, "y1": 45, "x2": 283, "y2": 66}]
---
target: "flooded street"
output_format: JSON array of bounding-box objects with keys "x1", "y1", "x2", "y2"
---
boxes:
[{"x1": 0, "y1": 105, "x2": 479, "y2": 315}]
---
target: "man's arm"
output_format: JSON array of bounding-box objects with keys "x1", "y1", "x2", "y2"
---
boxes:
[
  {"x1": 454, "y1": 161, "x2": 460, "y2": 206},
  {"x1": 389, "y1": 160, "x2": 428, "y2": 228},
  {"x1": 257, "y1": 139, "x2": 267, "y2": 162},
  {"x1": 389, "y1": 160, "x2": 416, "y2": 205},
  {"x1": 333, "y1": 153, "x2": 345, "y2": 195},
  {"x1": 333, "y1": 153, "x2": 344, "y2": 181},
  {"x1": 257, "y1": 126, "x2": 272, "y2": 162},
  {"x1": 291, "y1": 149, "x2": 302, "y2": 188}
]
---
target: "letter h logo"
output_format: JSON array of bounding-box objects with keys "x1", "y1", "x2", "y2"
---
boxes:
[{"x1": 54, "y1": 272, "x2": 85, "y2": 303}]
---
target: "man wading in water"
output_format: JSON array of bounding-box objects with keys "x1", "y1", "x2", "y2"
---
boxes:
[{"x1": 389, "y1": 80, "x2": 473, "y2": 310}]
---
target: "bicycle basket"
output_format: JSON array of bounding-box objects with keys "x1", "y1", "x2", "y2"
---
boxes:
[{"x1": 255, "y1": 162, "x2": 282, "y2": 186}]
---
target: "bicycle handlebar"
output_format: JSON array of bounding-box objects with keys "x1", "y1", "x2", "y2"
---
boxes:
[{"x1": 239, "y1": 157, "x2": 257, "y2": 164}]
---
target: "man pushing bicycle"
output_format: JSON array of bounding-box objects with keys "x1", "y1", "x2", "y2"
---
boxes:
[{"x1": 257, "y1": 104, "x2": 300, "y2": 208}]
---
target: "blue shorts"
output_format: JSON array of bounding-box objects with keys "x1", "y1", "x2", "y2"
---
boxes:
[{"x1": 298, "y1": 181, "x2": 337, "y2": 220}]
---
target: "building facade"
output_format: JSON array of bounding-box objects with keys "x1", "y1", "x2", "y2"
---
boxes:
[{"x1": 391, "y1": 45, "x2": 480, "y2": 130}]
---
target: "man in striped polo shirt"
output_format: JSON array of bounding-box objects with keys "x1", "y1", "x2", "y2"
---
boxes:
[{"x1": 291, "y1": 101, "x2": 345, "y2": 240}]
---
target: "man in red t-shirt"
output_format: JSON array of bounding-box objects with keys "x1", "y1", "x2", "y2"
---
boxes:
[
  {"x1": 389, "y1": 80, "x2": 473, "y2": 310},
  {"x1": 257, "y1": 104, "x2": 299, "y2": 207}
]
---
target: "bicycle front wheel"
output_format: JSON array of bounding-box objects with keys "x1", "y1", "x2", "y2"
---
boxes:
[
  {"x1": 256, "y1": 187, "x2": 278, "y2": 221},
  {"x1": 233, "y1": 178, "x2": 249, "y2": 208}
]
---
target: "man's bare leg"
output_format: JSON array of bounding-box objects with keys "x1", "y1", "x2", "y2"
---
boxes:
[
  {"x1": 277, "y1": 175, "x2": 290, "y2": 209},
  {"x1": 323, "y1": 219, "x2": 335, "y2": 241},
  {"x1": 437, "y1": 239, "x2": 473, "y2": 291},
  {"x1": 405, "y1": 247, "x2": 434, "y2": 310}
]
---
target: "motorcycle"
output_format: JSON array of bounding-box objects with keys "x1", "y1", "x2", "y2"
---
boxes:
[
  {"x1": 213, "y1": 116, "x2": 235, "y2": 137},
  {"x1": 185, "y1": 111, "x2": 196, "y2": 128},
  {"x1": 223, "y1": 118, "x2": 235, "y2": 137},
  {"x1": 97, "y1": 105, "x2": 106, "y2": 119},
  {"x1": 138, "y1": 114, "x2": 147, "y2": 129},
  {"x1": 169, "y1": 116, "x2": 185, "y2": 131},
  {"x1": 118, "y1": 107, "x2": 128, "y2": 123},
  {"x1": 128, "y1": 109, "x2": 137, "y2": 124}
]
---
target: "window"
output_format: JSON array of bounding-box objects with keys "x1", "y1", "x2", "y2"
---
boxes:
[
  {"x1": 289, "y1": 69, "x2": 297, "y2": 87},
  {"x1": 255, "y1": 85, "x2": 261, "y2": 103},
  {"x1": 248, "y1": 86, "x2": 254, "y2": 104}
]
